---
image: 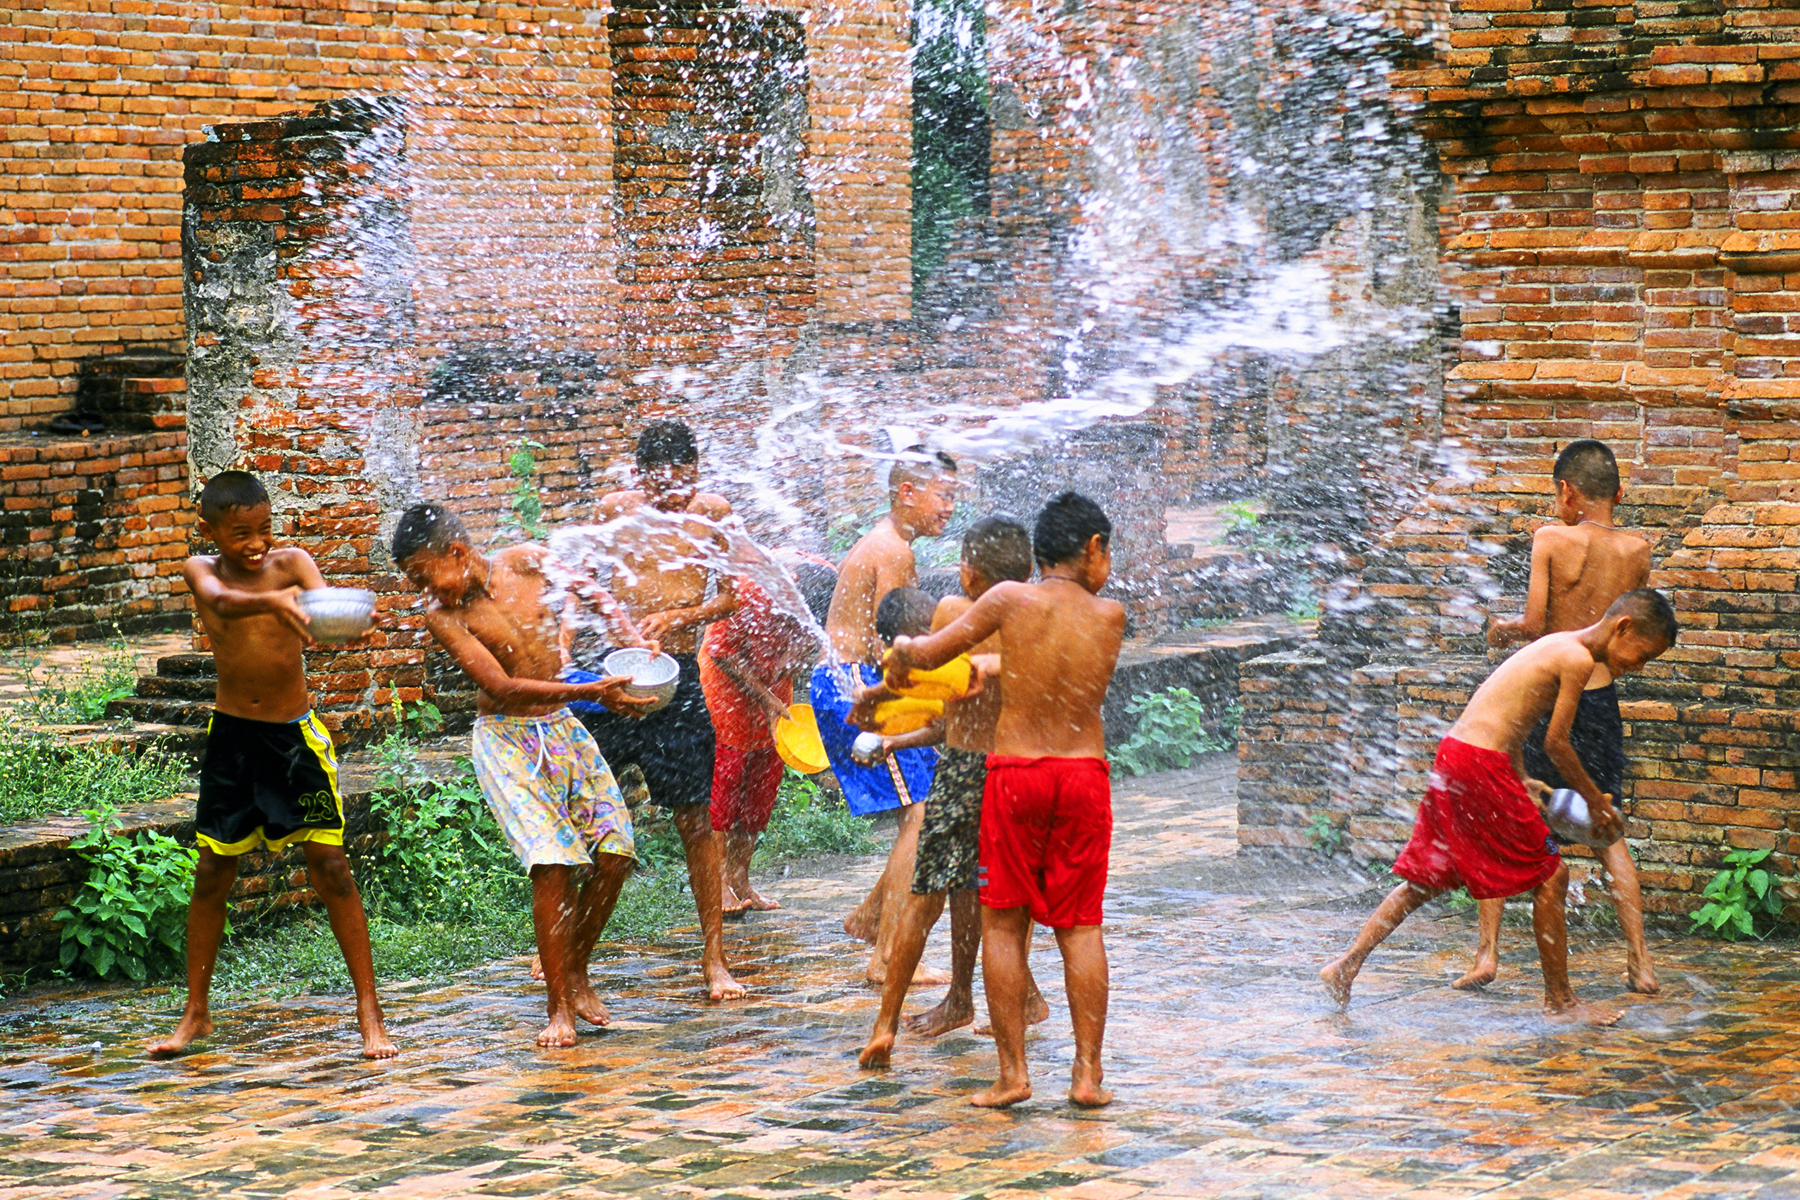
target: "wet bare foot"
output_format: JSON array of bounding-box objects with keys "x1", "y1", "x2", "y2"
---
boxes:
[
  {"x1": 844, "y1": 903, "x2": 880, "y2": 944},
  {"x1": 1319, "y1": 957, "x2": 1357, "y2": 1008},
  {"x1": 570, "y1": 982, "x2": 612, "y2": 1027},
  {"x1": 740, "y1": 886, "x2": 781, "y2": 912},
  {"x1": 858, "y1": 1031, "x2": 894, "y2": 1069},
  {"x1": 530, "y1": 954, "x2": 544, "y2": 982},
  {"x1": 973, "y1": 992, "x2": 1049, "y2": 1036},
  {"x1": 971, "y1": 1080, "x2": 1032, "y2": 1108},
  {"x1": 1453, "y1": 957, "x2": 1498, "y2": 990},
  {"x1": 905, "y1": 994, "x2": 974, "y2": 1037},
  {"x1": 1544, "y1": 999, "x2": 1621, "y2": 1026},
  {"x1": 1625, "y1": 964, "x2": 1660, "y2": 995},
  {"x1": 706, "y1": 960, "x2": 747, "y2": 1001},
  {"x1": 1069, "y1": 1076, "x2": 1113, "y2": 1108},
  {"x1": 538, "y1": 1011, "x2": 578, "y2": 1048},
  {"x1": 148, "y1": 1011, "x2": 213, "y2": 1057},
  {"x1": 720, "y1": 884, "x2": 750, "y2": 918},
  {"x1": 358, "y1": 1002, "x2": 398, "y2": 1059},
  {"x1": 866, "y1": 958, "x2": 953, "y2": 987}
]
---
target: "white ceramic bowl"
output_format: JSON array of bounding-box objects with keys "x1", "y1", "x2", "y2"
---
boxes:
[
  {"x1": 601, "y1": 647, "x2": 681, "y2": 713},
  {"x1": 298, "y1": 587, "x2": 376, "y2": 643}
]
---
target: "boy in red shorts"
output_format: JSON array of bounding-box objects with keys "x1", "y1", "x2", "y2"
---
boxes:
[
  {"x1": 884, "y1": 492, "x2": 1126, "y2": 1109},
  {"x1": 700, "y1": 568, "x2": 830, "y2": 913},
  {"x1": 1319, "y1": 588, "x2": 1679, "y2": 1023}
]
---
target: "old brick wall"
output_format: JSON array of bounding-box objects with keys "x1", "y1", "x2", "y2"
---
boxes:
[{"x1": 1240, "y1": 1, "x2": 1800, "y2": 918}]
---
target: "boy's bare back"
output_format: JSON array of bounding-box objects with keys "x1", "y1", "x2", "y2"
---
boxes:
[
  {"x1": 1449, "y1": 630, "x2": 1600, "y2": 762},
  {"x1": 423, "y1": 545, "x2": 568, "y2": 718},
  {"x1": 185, "y1": 546, "x2": 322, "y2": 723},
  {"x1": 826, "y1": 520, "x2": 917, "y2": 664}
]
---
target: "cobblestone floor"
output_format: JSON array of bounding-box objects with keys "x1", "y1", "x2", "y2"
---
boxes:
[{"x1": 7, "y1": 759, "x2": 1800, "y2": 1199}]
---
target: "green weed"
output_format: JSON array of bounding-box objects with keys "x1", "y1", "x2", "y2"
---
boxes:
[
  {"x1": 1111, "y1": 687, "x2": 1232, "y2": 777},
  {"x1": 1691, "y1": 847, "x2": 1784, "y2": 941},
  {"x1": 1306, "y1": 812, "x2": 1345, "y2": 857},
  {"x1": 0, "y1": 714, "x2": 191, "y2": 823},
  {"x1": 55, "y1": 795, "x2": 199, "y2": 982},
  {"x1": 755, "y1": 770, "x2": 881, "y2": 864},
  {"x1": 16, "y1": 630, "x2": 140, "y2": 724}
]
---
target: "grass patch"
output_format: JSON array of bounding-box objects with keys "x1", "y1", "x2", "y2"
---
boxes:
[
  {"x1": 0, "y1": 715, "x2": 191, "y2": 823},
  {"x1": 755, "y1": 770, "x2": 881, "y2": 864},
  {"x1": 14, "y1": 632, "x2": 141, "y2": 724}
]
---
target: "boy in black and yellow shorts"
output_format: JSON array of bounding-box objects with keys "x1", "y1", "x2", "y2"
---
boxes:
[{"x1": 150, "y1": 471, "x2": 395, "y2": 1059}]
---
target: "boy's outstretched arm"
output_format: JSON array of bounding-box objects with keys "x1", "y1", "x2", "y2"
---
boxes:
[
  {"x1": 424, "y1": 611, "x2": 654, "y2": 713},
  {"x1": 1488, "y1": 533, "x2": 1553, "y2": 647},
  {"x1": 886, "y1": 586, "x2": 1012, "y2": 682},
  {"x1": 183, "y1": 555, "x2": 315, "y2": 642}
]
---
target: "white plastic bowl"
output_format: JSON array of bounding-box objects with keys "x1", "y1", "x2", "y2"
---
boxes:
[
  {"x1": 602, "y1": 647, "x2": 681, "y2": 713},
  {"x1": 298, "y1": 587, "x2": 376, "y2": 643}
]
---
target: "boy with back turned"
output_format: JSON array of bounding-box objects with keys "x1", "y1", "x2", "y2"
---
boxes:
[
  {"x1": 1468, "y1": 439, "x2": 1658, "y2": 994},
  {"x1": 885, "y1": 492, "x2": 1126, "y2": 1109},
  {"x1": 151, "y1": 471, "x2": 395, "y2": 1059}
]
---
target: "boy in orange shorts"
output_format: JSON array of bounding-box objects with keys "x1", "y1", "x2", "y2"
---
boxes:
[
  {"x1": 885, "y1": 492, "x2": 1126, "y2": 1109},
  {"x1": 700, "y1": 567, "x2": 830, "y2": 912},
  {"x1": 1320, "y1": 589, "x2": 1679, "y2": 1023}
]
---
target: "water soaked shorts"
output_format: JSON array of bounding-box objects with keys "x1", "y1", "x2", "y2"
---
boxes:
[
  {"x1": 196, "y1": 710, "x2": 345, "y2": 855},
  {"x1": 472, "y1": 708, "x2": 635, "y2": 869},
  {"x1": 578, "y1": 654, "x2": 716, "y2": 810},
  {"x1": 913, "y1": 747, "x2": 987, "y2": 895},
  {"x1": 1392, "y1": 736, "x2": 1560, "y2": 901},
  {"x1": 978, "y1": 755, "x2": 1112, "y2": 929},
  {"x1": 711, "y1": 743, "x2": 786, "y2": 834},
  {"x1": 810, "y1": 662, "x2": 938, "y2": 817},
  {"x1": 1523, "y1": 683, "x2": 1625, "y2": 801}
]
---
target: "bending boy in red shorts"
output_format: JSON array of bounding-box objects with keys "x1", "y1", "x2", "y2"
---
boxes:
[
  {"x1": 885, "y1": 492, "x2": 1126, "y2": 1109},
  {"x1": 1320, "y1": 589, "x2": 1679, "y2": 1022},
  {"x1": 700, "y1": 573, "x2": 825, "y2": 912}
]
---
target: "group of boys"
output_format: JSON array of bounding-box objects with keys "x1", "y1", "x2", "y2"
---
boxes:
[{"x1": 148, "y1": 418, "x2": 1680, "y2": 1099}]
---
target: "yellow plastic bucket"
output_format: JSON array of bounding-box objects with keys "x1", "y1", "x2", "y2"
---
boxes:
[
  {"x1": 774, "y1": 703, "x2": 830, "y2": 775},
  {"x1": 883, "y1": 653, "x2": 973, "y2": 701},
  {"x1": 871, "y1": 696, "x2": 944, "y2": 735}
]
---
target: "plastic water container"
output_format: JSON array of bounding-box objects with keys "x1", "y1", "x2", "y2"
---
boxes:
[
  {"x1": 1543, "y1": 788, "x2": 1621, "y2": 849},
  {"x1": 869, "y1": 696, "x2": 942, "y2": 735},
  {"x1": 883, "y1": 654, "x2": 973, "y2": 701}
]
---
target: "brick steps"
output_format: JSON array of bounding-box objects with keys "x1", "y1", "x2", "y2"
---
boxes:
[{"x1": 104, "y1": 653, "x2": 215, "y2": 728}]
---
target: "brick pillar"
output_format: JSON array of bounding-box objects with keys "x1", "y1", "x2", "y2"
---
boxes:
[{"x1": 183, "y1": 97, "x2": 422, "y2": 739}]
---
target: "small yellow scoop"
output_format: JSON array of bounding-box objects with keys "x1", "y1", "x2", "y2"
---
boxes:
[
  {"x1": 774, "y1": 703, "x2": 830, "y2": 775},
  {"x1": 870, "y1": 696, "x2": 944, "y2": 735},
  {"x1": 882, "y1": 653, "x2": 974, "y2": 701}
]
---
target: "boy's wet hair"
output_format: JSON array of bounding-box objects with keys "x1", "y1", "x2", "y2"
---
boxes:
[
  {"x1": 793, "y1": 561, "x2": 838, "y2": 628},
  {"x1": 874, "y1": 586, "x2": 936, "y2": 643},
  {"x1": 391, "y1": 502, "x2": 470, "y2": 564},
  {"x1": 1033, "y1": 491, "x2": 1111, "y2": 567},
  {"x1": 1605, "y1": 588, "x2": 1679, "y2": 646},
  {"x1": 963, "y1": 514, "x2": 1033, "y2": 584},
  {"x1": 888, "y1": 447, "x2": 957, "y2": 497},
  {"x1": 637, "y1": 420, "x2": 699, "y2": 470},
  {"x1": 198, "y1": 471, "x2": 270, "y2": 523},
  {"x1": 1553, "y1": 439, "x2": 1620, "y2": 501}
]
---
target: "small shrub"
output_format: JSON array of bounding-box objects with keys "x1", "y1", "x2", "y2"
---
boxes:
[
  {"x1": 1690, "y1": 847, "x2": 1784, "y2": 941},
  {"x1": 495, "y1": 439, "x2": 548, "y2": 543},
  {"x1": 17, "y1": 630, "x2": 140, "y2": 724},
  {"x1": 755, "y1": 770, "x2": 880, "y2": 863},
  {"x1": 0, "y1": 714, "x2": 190, "y2": 823},
  {"x1": 1307, "y1": 812, "x2": 1345, "y2": 857},
  {"x1": 1111, "y1": 687, "x2": 1230, "y2": 777},
  {"x1": 56, "y1": 796, "x2": 198, "y2": 982}
]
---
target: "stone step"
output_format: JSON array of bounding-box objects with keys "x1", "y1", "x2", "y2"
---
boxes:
[
  {"x1": 136, "y1": 673, "x2": 216, "y2": 701},
  {"x1": 103, "y1": 696, "x2": 212, "y2": 727},
  {"x1": 156, "y1": 653, "x2": 213, "y2": 677},
  {"x1": 1102, "y1": 614, "x2": 1313, "y2": 744}
]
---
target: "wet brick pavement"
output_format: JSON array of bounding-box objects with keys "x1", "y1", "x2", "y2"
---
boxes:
[{"x1": 7, "y1": 756, "x2": 1800, "y2": 1198}]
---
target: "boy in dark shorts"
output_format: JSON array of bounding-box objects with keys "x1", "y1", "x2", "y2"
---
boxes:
[
  {"x1": 394, "y1": 503, "x2": 653, "y2": 1047},
  {"x1": 581, "y1": 420, "x2": 745, "y2": 1000},
  {"x1": 1321, "y1": 589, "x2": 1679, "y2": 1024},
  {"x1": 150, "y1": 472, "x2": 395, "y2": 1059},
  {"x1": 858, "y1": 516, "x2": 1046, "y2": 1069},
  {"x1": 1470, "y1": 439, "x2": 1658, "y2": 993},
  {"x1": 885, "y1": 493, "x2": 1127, "y2": 1109}
]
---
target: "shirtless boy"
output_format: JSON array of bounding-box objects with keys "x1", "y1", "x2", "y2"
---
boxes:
[
  {"x1": 885, "y1": 492, "x2": 1127, "y2": 1109},
  {"x1": 1467, "y1": 439, "x2": 1658, "y2": 994},
  {"x1": 858, "y1": 515, "x2": 1048, "y2": 1070},
  {"x1": 815, "y1": 450, "x2": 958, "y2": 984},
  {"x1": 393, "y1": 503, "x2": 653, "y2": 1047},
  {"x1": 151, "y1": 471, "x2": 395, "y2": 1059},
  {"x1": 579, "y1": 420, "x2": 746, "y2": 1000},
  {"x1": 1321, "y1": 588, "x2": 1678, "y2": 1022}
]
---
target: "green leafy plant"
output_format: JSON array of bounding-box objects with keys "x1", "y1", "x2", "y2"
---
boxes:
[
  {"x1": 0, "y1": 713, "x2": 190, "y2": 823},
  {"x1": 1111, "y1": 687, "x2": 1230, "y2": 777},
  {"x1": 17, "y1": 628, "x2": 140, "y2": 724},
  {"x1": 497, "y1": 438, "x2": 548, "y2": 543},
  {"x1": 1307, "y1": 812, "x2": 1345, "y2": 857},
  {"x1": 1219, "y1": 500, "x2": 1260, "y2": 538},
  {"x1": 55, "y1": 796, "x2": 198, "y2": 981},
  {"x1": 755, "y1": 770, "x2": 880, "y2": 863},
  {"x1": 1690, "y1": 847, "x2": 1784, "y2": 941}
]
